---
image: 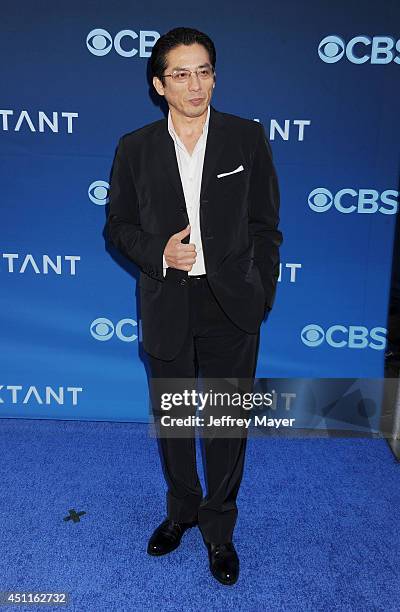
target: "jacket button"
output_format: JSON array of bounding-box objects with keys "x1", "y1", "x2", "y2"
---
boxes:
[{"x1": 179, "y1": 278, "x2": 187, "y2": 286}]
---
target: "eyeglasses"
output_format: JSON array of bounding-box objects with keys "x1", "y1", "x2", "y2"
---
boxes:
[{"x1": 162, "y1": 66, "x2": 215, "y2": 83}]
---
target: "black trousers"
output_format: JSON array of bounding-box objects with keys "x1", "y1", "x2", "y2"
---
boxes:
[{"x1": 145, "y1": 275, "x2": 260, "y2": 543}]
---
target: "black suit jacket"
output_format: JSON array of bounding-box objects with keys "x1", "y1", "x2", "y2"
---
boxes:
[{"x1": 106, "y1": 105, "x2": 283, "y2": 360}]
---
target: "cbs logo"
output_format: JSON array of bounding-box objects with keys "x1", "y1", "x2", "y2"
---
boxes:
[
  {"x1": 86, "y1": 28, "x2": 160, "y2": 57},
  {"x1": 88, "y1": 181, "x2": 109, "y2": 206},
  {"x1": 308, "y1": 188, "x2": 398, "y2": 215},
  {"x1": 90, "y1": 318, "x2": 137, "y2": 342},
  {"x1": 301, "y1": 324, "x2": 386, "y2": 350},
  {"x1": 318, "y1": 35, "x2": 400, "y2": 64}
]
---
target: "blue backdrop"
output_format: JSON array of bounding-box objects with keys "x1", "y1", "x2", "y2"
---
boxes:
[{"x1": 1, "y1": 0, "x2": 399, "y2": 421}]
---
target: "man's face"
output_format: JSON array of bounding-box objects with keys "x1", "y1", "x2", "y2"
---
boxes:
[{"x1": 153, "y1": 43, "x2": 215, "y2": 119}]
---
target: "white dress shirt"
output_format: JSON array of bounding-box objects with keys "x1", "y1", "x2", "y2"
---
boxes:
[{"x1": 163, "y1": 105, "x2": 210, "y2": 277}]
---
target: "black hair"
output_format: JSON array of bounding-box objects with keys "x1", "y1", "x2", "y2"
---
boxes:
[{"x1": 150, "y1": 26, "x2": 216, "y2": 85}]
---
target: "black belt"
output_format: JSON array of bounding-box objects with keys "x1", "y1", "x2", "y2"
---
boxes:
[{"x1": 188, "y1": 274, "x2": 207, "y2": 282}]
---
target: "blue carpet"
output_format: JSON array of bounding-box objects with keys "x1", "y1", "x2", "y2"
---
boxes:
[{"x1": 0, "y1": 419, "x2": 399, "y2": 611}]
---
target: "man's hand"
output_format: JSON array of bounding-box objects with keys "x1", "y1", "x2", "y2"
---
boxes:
[{"x1": 164, "y1": 225, "x2": 197, "y2": 272}]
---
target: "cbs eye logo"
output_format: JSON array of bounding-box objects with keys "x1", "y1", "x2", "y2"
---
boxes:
[
  {"x1": 88, "y1": 181, "x2": 109, "y2": 206},
  {"x1": 86, "y1": 28, "x2": 160, "y2": 58},
  {"x1": 301, "y1": 324, "x2": 325, "y2": 347},
  {"x1": 90, "y1": 318, "x2": 137, "y2": 342},
  {"x1": 308, "y1": 188, "x2": 332, "y2": 213},
  {"x1": 318, "y1": 36, "x2": 345, "y2": 63}
]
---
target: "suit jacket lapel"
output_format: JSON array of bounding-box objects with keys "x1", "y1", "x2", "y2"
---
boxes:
[
  {"x1": 157, "y1": 105, "x2": 226, "y2": 206},
  {"x1": 200, "y1": 105, "x2": 225, "y2": 200},
  {"x1": 157, "y1": 121, "x2": 186, "y2": 205}
]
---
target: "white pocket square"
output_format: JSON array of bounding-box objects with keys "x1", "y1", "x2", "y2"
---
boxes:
[{"x1": 217, "y1": 164, "x2": 244, "y2": 179}]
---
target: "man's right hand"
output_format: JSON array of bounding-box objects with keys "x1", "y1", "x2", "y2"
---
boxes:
[{"x1": 163, "y1": 225, "x2": 197, "y2": 272}]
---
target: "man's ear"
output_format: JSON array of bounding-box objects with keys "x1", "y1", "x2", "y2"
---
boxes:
[{"x1": 152, "y1": 76, "x2": 165, "y2": 97}]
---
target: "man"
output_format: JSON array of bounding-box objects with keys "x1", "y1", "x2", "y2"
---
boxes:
[{"x1": 106, "y1": 27, "x2": 282, "y2": 586}]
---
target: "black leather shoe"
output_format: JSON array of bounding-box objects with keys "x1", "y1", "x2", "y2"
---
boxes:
[
  {"x1": 147, "y1": 518, "x2": 197, "y2": 556},
  {"x1": 206, "y1": 542, "x2": 239, "y2": 585}
]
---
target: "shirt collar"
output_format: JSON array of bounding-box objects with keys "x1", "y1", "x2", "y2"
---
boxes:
[{"x1": 168, "y1": 105, "x2": 210, "y2": 145}]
